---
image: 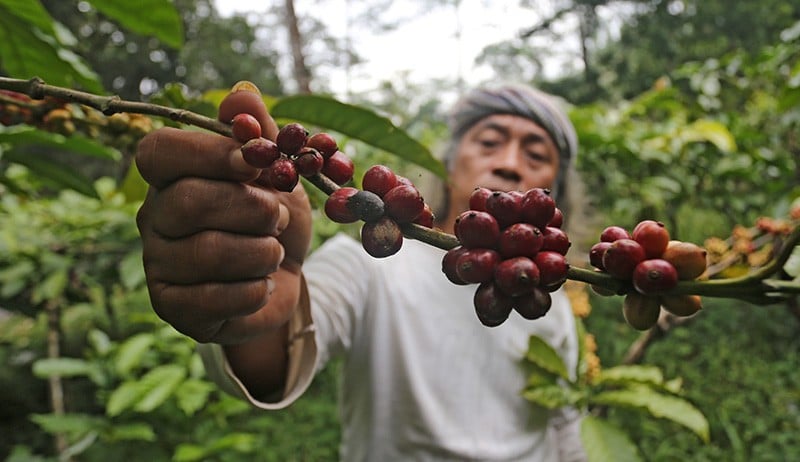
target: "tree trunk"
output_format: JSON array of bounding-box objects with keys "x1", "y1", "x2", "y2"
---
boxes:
[{"x1": 284, "y1": 0, "x2": 312, "y2": 93}]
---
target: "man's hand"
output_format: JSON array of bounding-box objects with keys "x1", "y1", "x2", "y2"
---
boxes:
[{"x1": 135, "y1": 83, "x2": 313, "y2": 346}]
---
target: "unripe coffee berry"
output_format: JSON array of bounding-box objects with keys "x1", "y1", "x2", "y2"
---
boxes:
[
  {"x1": 241, "y1": 137, "x2": 281, "y2": 168},
  {"x1": 321, "y1": 150, "x2": 355, "y2": 185},
  {"x1": 305, "y1": 132, "x2": 338, "y2": 158},
  {"x1": 276, "y1": 122, "x2": 308, "y2": 156},
  {"x1": 362, "y1": 165, "x2": 398, "y2": 197},
  {"x1": 231, "y1": 113, "x2": 262, "y2": 143},
  {"x1": 622, "y1": 293, "x2": 661, "y2": 331},
  {"x1": 383, "y1": 184, "x2": 425, "y2": 224},
  {"x1": 361, "y1": 216, "x2": 403, "y2": 258}
]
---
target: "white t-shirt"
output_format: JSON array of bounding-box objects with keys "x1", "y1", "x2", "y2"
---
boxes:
[{"x1": 305, "y1": 234, "x2": 579, "y2": 461}]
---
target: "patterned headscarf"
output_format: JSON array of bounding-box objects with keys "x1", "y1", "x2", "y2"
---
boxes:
[{"x1": 443, "y1": 83, "x2": 578, "y2": 201}]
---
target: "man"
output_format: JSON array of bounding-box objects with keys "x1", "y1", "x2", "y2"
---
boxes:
[{"x1": 136, "y1": 82, "x2": 586, "y2": 461}]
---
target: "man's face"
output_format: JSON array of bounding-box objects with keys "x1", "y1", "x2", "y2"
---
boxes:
[{"x1": 448, "y1": 114, "x2": 560, "y2": 213}]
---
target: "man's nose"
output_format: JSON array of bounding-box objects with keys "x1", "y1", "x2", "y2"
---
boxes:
[{"x1": 493, "y1": 143, "x2": 524, "y2": 176}]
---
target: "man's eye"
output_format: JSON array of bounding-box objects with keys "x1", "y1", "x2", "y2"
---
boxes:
[
  {"x1": 480, "y1": 139, "x2": 499, "y2": 148},
  {"x1": 526, "y1": 151, "x2": 548, "y2": 162}
]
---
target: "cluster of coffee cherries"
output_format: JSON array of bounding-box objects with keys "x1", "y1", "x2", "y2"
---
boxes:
[
  {"x1": 589, "y1": 220, "x2": 707, "y2": 330},
  {"x1": 324, "y1": 165, "x2": 434, "y2": 258},
  {"x1": 441, "y1": 187, "x2": 570, "y2": 327},
  {"x1": 233, "y1": 113, "x2": 354, "y2": 192}
]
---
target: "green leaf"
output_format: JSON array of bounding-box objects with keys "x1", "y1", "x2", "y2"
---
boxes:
[
  {"x1": 32, "y1": 357, "x2": 95, "y2": 378},
  {"x1": 118, "y1": 250, "x2": 145, "y2": 290},
  {"x1": 522, "y1": 385, "x2": 581, "y2": 409},
  {"x1": 598, "y1": 365, "x2": 664, "y2": 386},
  {"x1": 0, "y1": 259, "x2": 36, "y2": 298},
  {"x1": 133, "y1": 364, "x2": 186, "y2": 412},
  {"x1": 271, "y1": 95, "x2": 446, "y2": 178},
  {"x1": 0, "y1": 2, "x2": 101, "y2": 91},
  {"x1": 0, "y1": 125, "x2": 122, "y2": 160},
  {"x1": 580, "y1": 415, "x2": 643, "y2": 462},
  {"x1": 783, "y1": 245, "x2": 800, "y2": 278},
  {"x1": 106, "y1": 381, "x2": 141, "y2": 416},
  {"x1": 590, "y1": 385, "x2": 709, "y2": 442},
  {"x1": 31, "y1": 269, "x2": 69, "y2": 303},
  {"x1": 88, "y1": 0, "x2": 184, "y2": 49},
  {"x1": 119, "y1": 162, "x2": 149, "y2": 203},
  {"x1": 114, "y1": 333, "x2": 155, "y2": 376},
  {"x1": 525, "y1": 335, "x2": 569, "y2": 380},
  {"x1": 682, "y1": 119, "x2": 737, "y2": 152},
  {"x1": 175, "y1": 379, "x2": 214, "y2": 416},
  {"x1": 30, "y1": 413, "x2": 103, "y2": 436},
  {"x1": 106, "y1": 423, "x2": 156, "y2": 442},
  {"x1": 4, "y1": 152, "x2": 98, "y2": 198}
]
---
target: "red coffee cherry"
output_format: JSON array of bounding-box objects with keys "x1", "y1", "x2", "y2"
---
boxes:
[
  {"x1": 362, "y1": 165, "x2": 398, "y2": 197},
  {"x1": 305, "y1": 132, "x2": 338, "y2": 158},
  {"x1": 267, "y1": 156, "x2": 299, "y2": 192},
  {"x1": 361, "y1": 216, "x2": 403, "y2": 258},
  {"x1": 324, "y1": 187, "x2": 360, "y2": 223},
  {"x1": 383, "y1": 184, "x2": 425, "y2": 224},
  {"x1": 494, "y1": 256, "x2": 540, "y2": 297},
  {"x1": 486, "y1": 191, "x2": 522, "y2": 228},
  {"x1": 548, "y1": 207, "x2": 564, "y2": 228},
  {"x1": 632, "y1": 258, "x2": 679, "y2": 295},
  {"x1": 469, "y1": 187, "x2": 493, "y2": 212},
  {"x1": 321, "y1": 150, "x2": 355, "y2": 185},
  {"x1": 519, "y1": 188, "x2": 555, "y2": 230},
  {"x1": 600, "y1": 226, "x2": 631, "y2": 242},
  {"x1": 395, "y1": 175, "x2": 414, "y2": 187},
  {"x1": 455, "y1": 248, "x2": 501, "y2": 284},
  {"x1": 632, "y1": 220, "x2": 670, "y2": 259},
  {"x1": 442, "y1": 246, "x2": 471, "y2": 285},
  {"x1": 473, "y1": 282, "x2": 514, "y2": 327},
  {"x1": 293, "y1": 147, "x2": 325, "y2": 177},
  {"x1": 454, "y1": 210, "x2": 500, "y2": 249},
  {"x1": 540, "y1": 226, "x2": 571, "y2": 255},
  {"x1": 513, "y1": 287, "x2": 552, "y2": 320},
  {"x1": 241, "y1": 137, "x2": 281, "y2": 168},
  {"x1": 276, "y1": 122, "x2": 308, "y2": 156},
  {"x1": 602, "y1": 238, "x2": 646, "y2": 279},
  {"x1": 231, "y1": 113, "x2": 262, "y2": 143},
  {"x1": 498, "y1": 223, "x2": 543, "y2": 259},
  {"x1": 534, "y1": 251, "x2": 569, "y2": 287},
  {"x1": 413, "y1": 203, "x2": 435, "y2": 228},
  {"x1": 589, "y1": 241, "x2": 612, "y2": 270}
]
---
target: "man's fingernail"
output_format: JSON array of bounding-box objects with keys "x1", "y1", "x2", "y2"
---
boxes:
[
  {"x1": 267, "y1": 276, "x2": 276, "y2": 295},
  {"x1": 231, "y1": 80, "x2": 261, "y2": 95}
]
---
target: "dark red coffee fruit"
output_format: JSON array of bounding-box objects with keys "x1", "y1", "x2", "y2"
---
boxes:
[
  {"x1": 519, "y1": 188, "x2": 556, "y2": 229},
  {"x1": 442, "y1": 246, "x2": 470, "y2": 285},
  {"x1": 324, "y1": 187, "x2": 360, "y2": 223},
  {"x1": 361, "y1": 216, "x2": 403, "y2": 258},
  {"x1": 494, "y1": 256, "x2": 540, "y2": 296},
  {"x1": 548, "y1": 207, "x2": 564, "y2": 228},
  {"x1": 321, "y1": 150, "x2": 355, "y2": 185},
  {"x1": 485, "y1": 191, "x2": 522, "y2": 228},
  {"x1": 395, "y1": 175, "x2": 414, "y2": 187},
  {"x1": 632, "y1": 220, "x2": 670, "y2": 259},
  {"x1": 455, "y1": 248, "x2": 501, "y2": 284},
  {"x1": 383, "y1": 184, "x2": 425, "y2": 224},
  {"x1": 540, "y1": 226, "x2": 571, "y2": 255},
  {"x1": 267, "y1": 156, "x2": 299, "y2": 192},
  {"x1": 513, "y1": 287, "x2": 552, "y2": 320},
  {"x1": 454, "y1": 210, "x2": 500, "y2": 249},
  {"x1": 473, "y1": 282, "x2": 514, "y2": 327},
  {"x1": 498, "y1": 223, "x2": 543, "y2": 259},
  {"x1": 293, "y1": 147, "x2": 324, "y2": 176},
  {"x1": 632, "y1": 258, "x2": 679, "y2": 295},
  {"x1": 600, "y1": 226, "x2": 631, "y2": 242},
  {"x1": 305, "y1": 132, "x2": 338, "y2": 158},
  {"x1": 276, "y1": 122, "x2": 308, "y2": 156},
  {"x1": 534, "y1": 251, "x2": 569, "y2": 287},
  {"x1": 362, "y1": 165, "x2": 398, "y2": 198},
  {"x1": 602, "y1": 238, "x2": 647, "y2": 279},
  {"x1": 589, "y1": 241, "x2": 612, "y2": 270},
  {"x1": 469, "y1": 187, "x2": 493, "y2": 212},
  {"x1": 413, "y1": 203, "x2": 434, "y2": 228},
  {"x1": 230, "y1": 113, "x2": 262, "y2": 143},
  {"x1": 241, "y1": 137, "x2": 281, "y2": 168}
]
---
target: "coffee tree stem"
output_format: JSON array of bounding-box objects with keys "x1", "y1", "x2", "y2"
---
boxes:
[{"x1": 1, "y1": 76, "x2": 797, "y2": 302}]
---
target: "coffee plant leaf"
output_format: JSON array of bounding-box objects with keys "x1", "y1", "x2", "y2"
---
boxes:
[
  {"x1": 580, "y1": 415, "x2": 643, "y2": 462},
  {"x1": 525, "y1": 335, "x2": 570, "y2": 380}
]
